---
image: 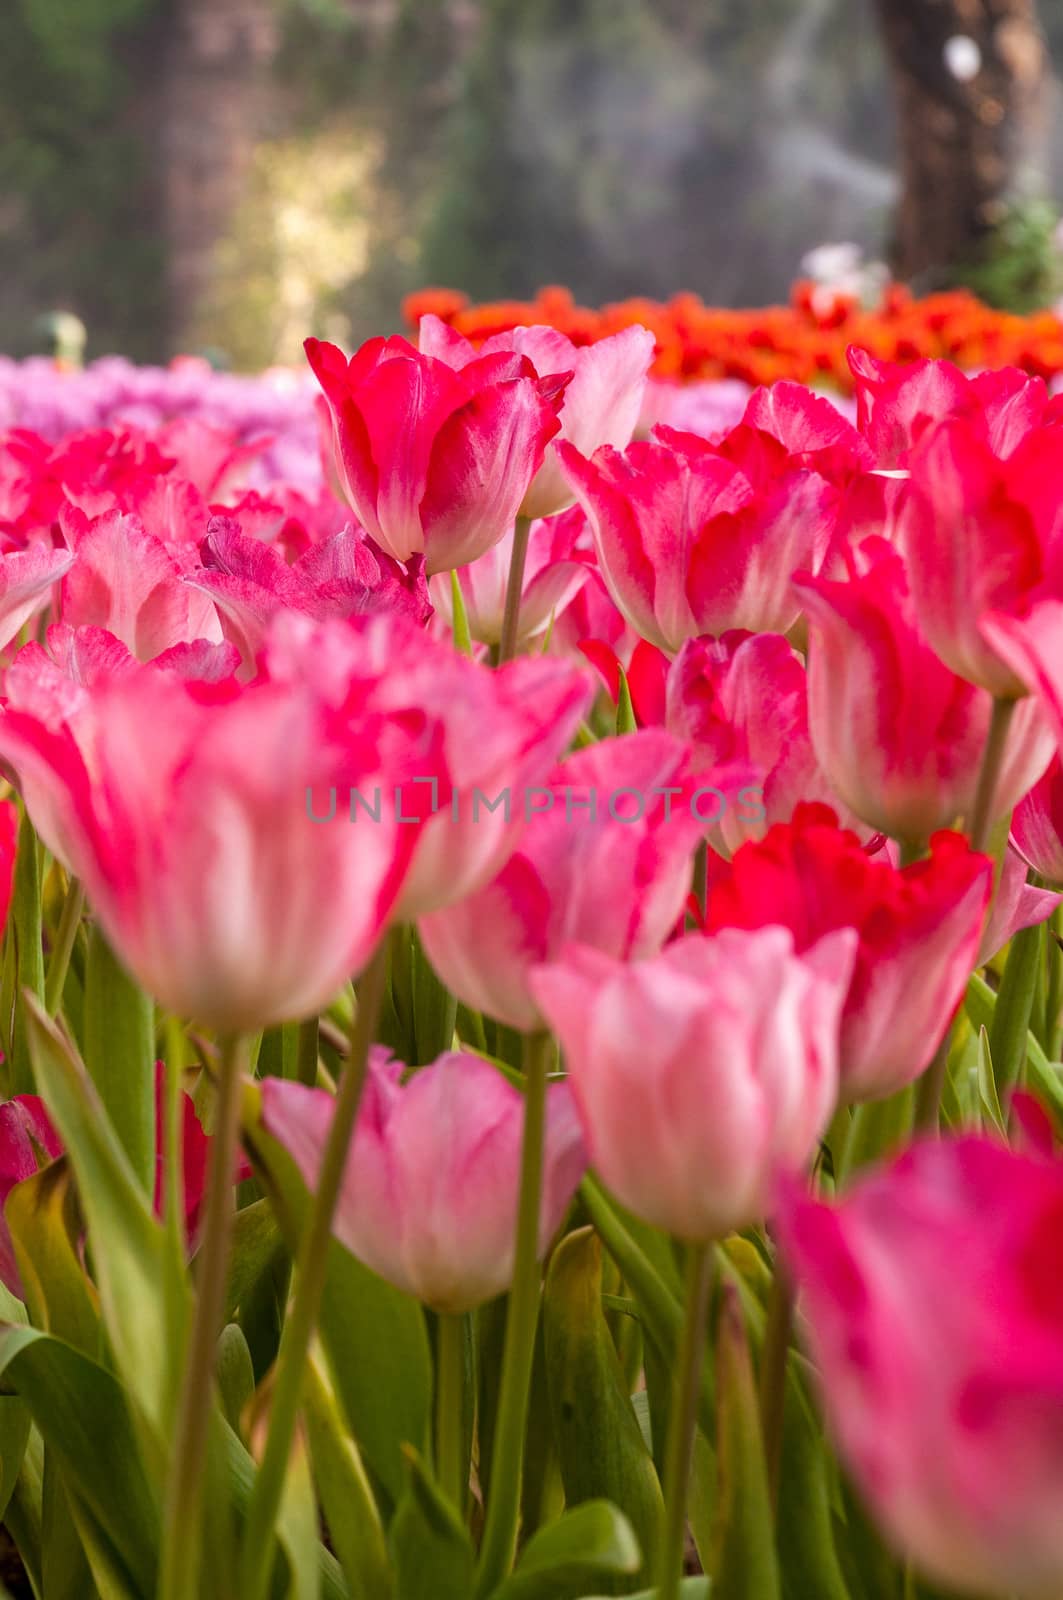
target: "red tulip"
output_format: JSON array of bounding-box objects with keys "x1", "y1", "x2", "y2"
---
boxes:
[{"x1": 705, "y1": 806, "x2": 992, "y2": 1101}]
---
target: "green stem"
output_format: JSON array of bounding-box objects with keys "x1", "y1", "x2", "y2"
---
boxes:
[
  {"x1": 758, "y1": 1257, "x2": 794, "y2": 1513},
  {"x1": 913, "y1": 1032, "x2": 951, "y2": 1133},
  {"x1": 897, "y1": 838, "x2": 926, "y2": 869},
  {"x1": 497, "y1": 515, "x2": 532, "y2": 665},
  {"x1": 1045, "y1": 905, "x2": 1063, "y2": 1061},
  {"x1": 163, "y1": 1015, "x2": 189, "y2": 1257},
  {"x1": 968, "y1": 696, "x2": 1016, "y2": 855},
  {"x1": 159, "y1": 1033, "x2": 246, "y2": 1600},
  {"x1": 239, "y1": 942, "x2": 389, "y2": 1600},
  {"x1": 657, "y1": 1241, "x2": 713, "y2": 1600},
  {"x1": 692, "y1": 840, "x2": 708, "y2": 921},
  {"x1": 296, "y1": 1014, "x2": 319, "y2": 1086},
  {"x1": 474, "y1": 1030, "x2": 552, "y2": 1596},
  {"x1": 44, "y1": 876, "x2": 83, "y2": 1017},
  {"x1": 436, "y1": 1313, "x2": 467, "y2": 1513}
]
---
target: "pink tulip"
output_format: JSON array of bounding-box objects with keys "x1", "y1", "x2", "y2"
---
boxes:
[
  {"x1": 849, "y1": 348, "x2": 1051, "y2": 467},
  {"x1": 0, "y1": 615, "x2": 444, "y2": 1030},
  {"x1": 417, "y1": 731, "x2": 713, "y2": 1030},
  {"x1": 305, "y1": 334, "x2": 567, "y2": 574},
  {"x1": 154, "y1": 417, "x2": 266, "y2": 500},
  {"x1": 0, "y1": 800, "x2": 16, "y2": 936},
  {"x1": 531, "y1": 926, "x2": 855, "y2": 1240},
  {"x1": 794, "y1": 538, "x2": 1053, "y2": 844},
  {"x1": 705, "y1": 806, "x2": 992, "y2": 1101},
  {"x1": 417, "y1": 317, "x2": 655, "y2": 521},
  {"x1": 0, "y1": 430, "x2": 64, "y2": 547},
  {"x1": 0, "y1": 544, "x2": 74, "y2": 652},
  {"x1": 1012, "y1": 754, "x2": 1063, "y2": 886},
  {"x1": 740, "y1": 380, "x2": 874, "y2": 483},
  {"x1": 263, "y1": 611, "x2": 593, "y2": 919},
  {"x1": 557, "y1": 428, "x2": 838, "y2": 652},
  {"x1": 983, "y1": 599, "x2": 1063, "y2": 742},
  {"x1": 260, "y1": 1048, "x2": 586, "y2": 1312},
  {"x1": 428, "y1": 506, "x2": 591, "y2": 649},
  {"x1": 898, "y1": 419, "x2": 1063, "y2": 696},
  {"x1": 186, "y1": 514, "x2": 430, "y2": 668},
  {"x1": 61, "y1": 509, "x2": 222, "y2": 660},
  {"x1": 663, "y1": 630, "x2": 839, "y2": 853},
  {"x1": 979, "y1": 843, "x2": 1061, "y2": 966},
  {"x1": 778, "y1": 1135, "x2": 1063, "y2": 1598},
  {"x1": 548, "y1": 563, "x2": 640, "y2": 668}
]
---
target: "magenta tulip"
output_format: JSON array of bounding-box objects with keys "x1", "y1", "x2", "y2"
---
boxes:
[
  {"x1": 305, "y1": 334, "x2": 567, "y2": 574},
  {"x1": 778, "y1": 1135, "x2": 1063, "y2": 1598},
  {"x1": 794, "y1": 537, "x2": 1053, "y2": 844},
  {"x1": 0, "y1": 615, "x2": 444, "y2": 1029},
  {"x1": 417, "y1": 731, "x2": 712, "y2": 1030}
]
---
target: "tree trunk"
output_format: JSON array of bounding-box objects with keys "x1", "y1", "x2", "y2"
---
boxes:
[
  {"x1": 873, "y1": 0, "x2": 1047, "y2": 286},
  {"x1": 159, "y1": 0, "x2": 279, "y2": 356}
]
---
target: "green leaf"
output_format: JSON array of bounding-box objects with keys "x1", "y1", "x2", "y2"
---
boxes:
[
  {"x1": 6, "y1": 1157, "x2": 101, "y2": 1356},
  {"x1": 3, "y1": 1421, "x2": 43, "y2": 1598},
  {"x1": 709, "y1": 1283, "x2": 780, "y2": 1600},
  {"x1": 0, "y1": 1326, "x2": 159, "y2": 1596},
  {"x1": 0, "y1": 1397, "x2": 30, "y2": 1531},
  {"x1": 966, "y1": 971, "x2": 1063, "y2": 1117},
  {"x1": 390, "y1": 1447, "x2": 475, "y2": 1600},
  {"x1": 275, "y1": 1420, "x2": 322, "y2": 1600},
  {"x1": 988, "y1": 922, "x2": 1042, "y2": 1098},
  {"x1": 8, "y1": 809, "x2": 45, "y2": 1094},
  {"x1": 975, "y1": 1025, "x2": 1007, "y2": 1135},
  {"x1": 220, "y1": 1196, "x2": 283, "y2": 1323},
  {"x1": 577, "y1": 1582, "x2": 710, "y2": 1600},
  {"x1": 245, "y1": 1093, "x2": 432, "y2": 1511},
  {"x1": 581, "y1": 1178, "x2": 714, "y2": 1439},
  {"x1": 304, "y1": 1352, "x2": 394, "y2": 1600},
  {"x1": 410, "y1": 929, "x2": 457, "y2": 1065},
  {"x1": 521, "y1": 1317, "x2": 564, "y2": 1539},
  {"x1": 221, "y1": 1417, "x2": 347, "y2": 1600},
  {"x1": 615, "y1": 668, "x2": 638, "y2": 736},
  {"x1": 42, "y1": 1451, "x2": 95, "y2": 1600},
  {"x1": 82, "y1": 926, "x2": 156, "y2": 1195},
  {"x1": 491, "y1": 1500, "x2": 641, "y2": 1600},
  {"x1": 450, "y1": 570, "x2": 474, "y2": 658},
  {"x1": 216, "y1": 1323, "x2": 255, "y2": 1436},
  {"x1": 833, "y1": 1475, "x2": 903, "y2": 1600},
  {"x1": 543, "y1": 1227, "x2": 660, "y2": 1588},
  {"x1": 775, "y1": 1363, "x2": 851, "y2": 1600},
  {"x1": 22, "y1": 995, "x2": 184, "y2": 1434},
  {"x1": 839, "y1": 1087, "x2": 913, "y2": 1181}
]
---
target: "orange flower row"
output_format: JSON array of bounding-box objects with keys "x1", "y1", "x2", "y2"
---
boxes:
[{"x1": 402, "y1": 282, "x2": 1063, "y2": 392}]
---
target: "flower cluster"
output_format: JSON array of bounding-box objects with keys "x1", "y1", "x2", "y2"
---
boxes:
[
  {"x1": 1, "y1": 311, "x2": 1063, "y2": 1600},
  {"x1": 405, "y1": 280, "x2": 1063, "y2": 391}
]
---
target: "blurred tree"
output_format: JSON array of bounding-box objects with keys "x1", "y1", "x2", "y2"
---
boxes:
[
  {"x1": 159, "y1": 0, "x2": 281, "y2": 352},
  {"x1": 873, "y1": 0, "x2": 1049, "y2": 288},
  {"x1": 420, "y1": 0, "x2": 893, "y2": 308},
  {"x1": 0, "y1": 0, "x2": 166, "y2": 359}
]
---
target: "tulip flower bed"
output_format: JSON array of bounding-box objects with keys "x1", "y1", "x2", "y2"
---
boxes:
[
  {"x1": 0, "y1": 314, "x2": 1063, "y2": 1600},
  {"x1": 405, "y1": 281, "x2": 1063, "y2": 392}
]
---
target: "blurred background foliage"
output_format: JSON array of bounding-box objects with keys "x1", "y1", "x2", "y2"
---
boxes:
[{"x1": 1, "y1": 0, "x2": 1062, "y2": 366}]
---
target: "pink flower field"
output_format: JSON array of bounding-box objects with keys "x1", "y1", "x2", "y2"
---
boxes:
[{"x1": 0, "y1": 315, "x2": 1061, "y2": 1600}]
